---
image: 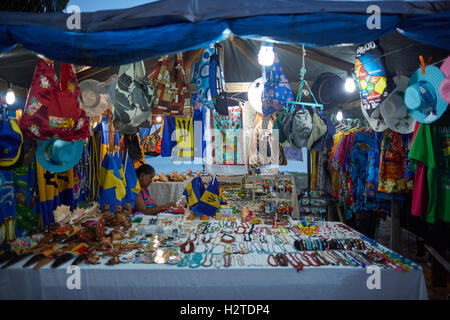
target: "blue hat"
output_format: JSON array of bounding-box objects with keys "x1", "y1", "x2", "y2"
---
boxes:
[
  {"x1": 36, "y1": 139, "x2": 84, "y2": 173},
  {"x1": 0, "y1": 116, "x2": 23, "y2": 168},
  {"x1": 404, "y1": 65, "x2": 447, "y2": 124}
]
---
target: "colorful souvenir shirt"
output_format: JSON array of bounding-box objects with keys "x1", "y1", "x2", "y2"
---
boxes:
[
  {"x1": 409, "y1": 109, "x2": 450, "y2": 223},
  {"x1": 378, "y1": 130, "x2": 407, "y2": 193}
]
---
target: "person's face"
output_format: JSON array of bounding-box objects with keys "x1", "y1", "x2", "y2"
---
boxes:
[{"x1": 139, "y1": 173, "x2": 154, "y2": 188}]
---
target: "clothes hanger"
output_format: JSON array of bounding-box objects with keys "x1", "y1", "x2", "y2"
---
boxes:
[{"x1": 287, "y1": 45, "x2": 324, "y2": 113}]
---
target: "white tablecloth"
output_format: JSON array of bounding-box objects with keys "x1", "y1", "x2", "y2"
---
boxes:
[
  {"x1": 148, "y1": 181, "x2": 189, "y2": 205},
  {"x1": 0, "y1": 219, "x2": 428, "y2": 300},
  {"x1": 0, "y1": 260, "x2": 427, "y2": 300}
]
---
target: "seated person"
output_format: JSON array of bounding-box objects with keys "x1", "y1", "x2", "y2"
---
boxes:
[{"x1": 134, "y1": 164, "x2": 176, "y2": 215}]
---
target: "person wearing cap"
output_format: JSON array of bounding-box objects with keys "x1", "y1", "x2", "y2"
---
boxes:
[{"x1": 133, "y1": 164, "x2": 176, "y2": 215}]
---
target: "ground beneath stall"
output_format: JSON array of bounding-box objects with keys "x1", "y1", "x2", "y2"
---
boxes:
[{"x1": 375, "y1": 216, "x2": 449, "y2": 300}]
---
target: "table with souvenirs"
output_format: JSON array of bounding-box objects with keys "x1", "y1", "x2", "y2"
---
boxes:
[{"x1": 0, "y1": 176, "x2": 428, "y2": 300}]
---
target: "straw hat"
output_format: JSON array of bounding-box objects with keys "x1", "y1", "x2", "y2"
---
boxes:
[{"x1": 380, "y1": 75, "x2": 416, "y2": 134}]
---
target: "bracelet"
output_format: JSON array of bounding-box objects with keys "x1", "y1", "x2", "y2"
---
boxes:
[
  {"x1": 221, "y1": 234, "x2": 235, "y2": 243},
  {"x1": 202, "y1": 234, "x2": 212, "y2": 243},
  {"x1": 189, "y1": 253, "x2": 203, "y2": 268},
  {"x1": 180, "y1": 239, "x2": 195, "y2": 254},
  {"x1": 285, "y1": 253, "x2": 304, "y2": 272},
  {"x1": 201, "y1": 254, "x2": 213, "y2": 267},
  {"x1": 235, "y1": 226, "x2": 246, "y2": 234},
  {"x1": 268, "y1": 254, "x2": 279, "y2": 267},
  {"x1": 223, "y1": 254, "x2": 232, "y2": 268},
  {"x1": 213, "y1": 255, "x2": 222, "y2": 268},
  {"x1": 276, "y1": 253, "x2": 289, "y2": 267},
  {"x1": 177, "y1": 253, "x2": 190, "y2": 267}
]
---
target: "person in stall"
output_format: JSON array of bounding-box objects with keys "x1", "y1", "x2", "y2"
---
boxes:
[{"x1": 134, "y1": 164, "x2": 176, "y2": 215}]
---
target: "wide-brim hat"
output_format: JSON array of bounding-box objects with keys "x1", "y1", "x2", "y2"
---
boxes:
[
  {"x1": 380, "y1": 75, "x2": 416, "y2": 134},
  {"x1": 404, "y1": 65, "x2": 447, "y2": 124},
  {"x1": 439, "y1": 56, "x2": 450, "y2": 104},
  {"x1": 79, "y1": 79, "x2": 111, "y2": 120},
  {"x1": 361, "y1": 103, "x2": 388, "y2": 132},
  {"x1": 0, "y1": 118, "x2": 23, "y2": 168},
  {"x1": 36, "y1": 139, "x2": 84, "y2": 173}
]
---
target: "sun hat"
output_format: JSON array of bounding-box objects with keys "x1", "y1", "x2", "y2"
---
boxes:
[
  {"x1": 0, "y1": 113, "x2": 23, "y2": 168},
  {"x1": 439, "y1": 56, "x2": 450, "y2": 104},
  {"x1": 380, "y1": 75, "x2": 416, "y2": 134},
  {"x1": 307, "y1": 112, "x2": 327, "y2": 150},
  {"x1": 36, "y1": 139, "x2": 84, "y2": 173},
  {"x1": 361, "y1": 104, "x2": 388, "y2": 132},
  {"x1": 404, "y1": 65, "x2": 447, "y2": 124}
]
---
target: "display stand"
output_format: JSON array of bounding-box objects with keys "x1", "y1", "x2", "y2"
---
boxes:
[{"x1": 248, "y1": 169, "x2": 299, "y2": 219}]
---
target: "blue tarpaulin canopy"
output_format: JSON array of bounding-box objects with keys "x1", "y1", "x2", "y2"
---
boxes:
[{"x1": 0, "y1": 0, "x2": 449, "y2": 67}]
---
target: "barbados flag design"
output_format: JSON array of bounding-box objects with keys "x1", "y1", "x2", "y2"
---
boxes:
[{"x1": 36, "y1": 160, "x2": 74, "y2": 227}]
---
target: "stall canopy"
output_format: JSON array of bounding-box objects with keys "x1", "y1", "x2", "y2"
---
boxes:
[{"x1": 0, "y1": 0, "x2": 449, "y2": 67}]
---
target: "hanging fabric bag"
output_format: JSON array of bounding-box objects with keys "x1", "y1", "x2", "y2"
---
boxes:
[
  {"x1": 112, "y1": 61, "x2": 155, "y2": 134},
  {"x1": 20, "y1": 58, "x2": 90, "y2": 141}
]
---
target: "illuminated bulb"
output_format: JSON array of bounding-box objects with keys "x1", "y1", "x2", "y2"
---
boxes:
[
  {"x1": 155, "y1": 249, "x2": 165, "y2": 264},
  {"x1": 345, "y1": 76, "x2": 356, "y2": 93},
  {"x1": 155, "y1": 116, "x2": 162, "y2": 123},
  {"x1": 5, "y1": 87, "x2": 15, "y2": 105},
  {"x1": 247, "y1": 77, "x2": 264, "y2": 113},
  {"x1": 336, "y1": 111, "x2": 343, "y2": 122},
  {"x1": 258, "y1": 42, "x2": 275, "y2": 66}
]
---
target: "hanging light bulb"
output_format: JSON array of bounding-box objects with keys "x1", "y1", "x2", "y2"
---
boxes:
[
  {"x1": 344, "y1": 73, "x2": 356, "y2": 93},
  {"x1": 258, "y1": 42, "x2": 275, "y2": 66},
  {"x1": 5, "y1": 84, "x2": 15, "y2": 105},
  {"x1": 155, "y1": 116, "x2": 162, "y2": 123},
  {"x1": 336, "y1": 110, "x2": 343, "y2": 122},
  {"x1": 247, "y1": 77, "x2": 264, "y2": 113}
]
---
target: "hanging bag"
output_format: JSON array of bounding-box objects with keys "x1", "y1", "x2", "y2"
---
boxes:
[
  {"x1": 261, "y1": 51, "x2": 294, "y2": 117},
  {"x1": 193, "y1": 44, "x2": 216, "y2": 111},
  {"x1": 20, "y1": 58, "x2": 90, "y2": 141},
  {"x1": 151, "y1": 53, "x2": 193, "y2": 118},
  {"x1": 113, "y1": 61, "x2": 155, "y2": 135},
  {"x1": 141, "y1": 125, "x2": 162, "y2": 157},
  {"x1": 209, "y1": 44, "x2": 229, "y2": 116}
]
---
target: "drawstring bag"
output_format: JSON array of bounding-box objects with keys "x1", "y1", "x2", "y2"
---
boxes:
[
  {"x1": 261, "y1": 51, "x2": 294, "y2": 117},
  {"x1": 20, "y1": 58, "x2": 90, "y2": 141},
  {"x1": 151, "y1": 53, "x2": 192, "y2": 118},
  {"x1": 113, "y1": 61, "x2": 155, "y2": 134},
  {"x1": 192, "y1": 44, "x2": 216, "y2": 111},
  {"x1": 209, "y1": 44, "x2": 229, "y2": 116},
  {"x1": 141, "y1": 125, "x2": 162, "y2": 157}
]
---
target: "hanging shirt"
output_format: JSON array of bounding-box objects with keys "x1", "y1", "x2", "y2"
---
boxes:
[{"x1": 409, "y1": 109, "x2": 450, "y2": 223}]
